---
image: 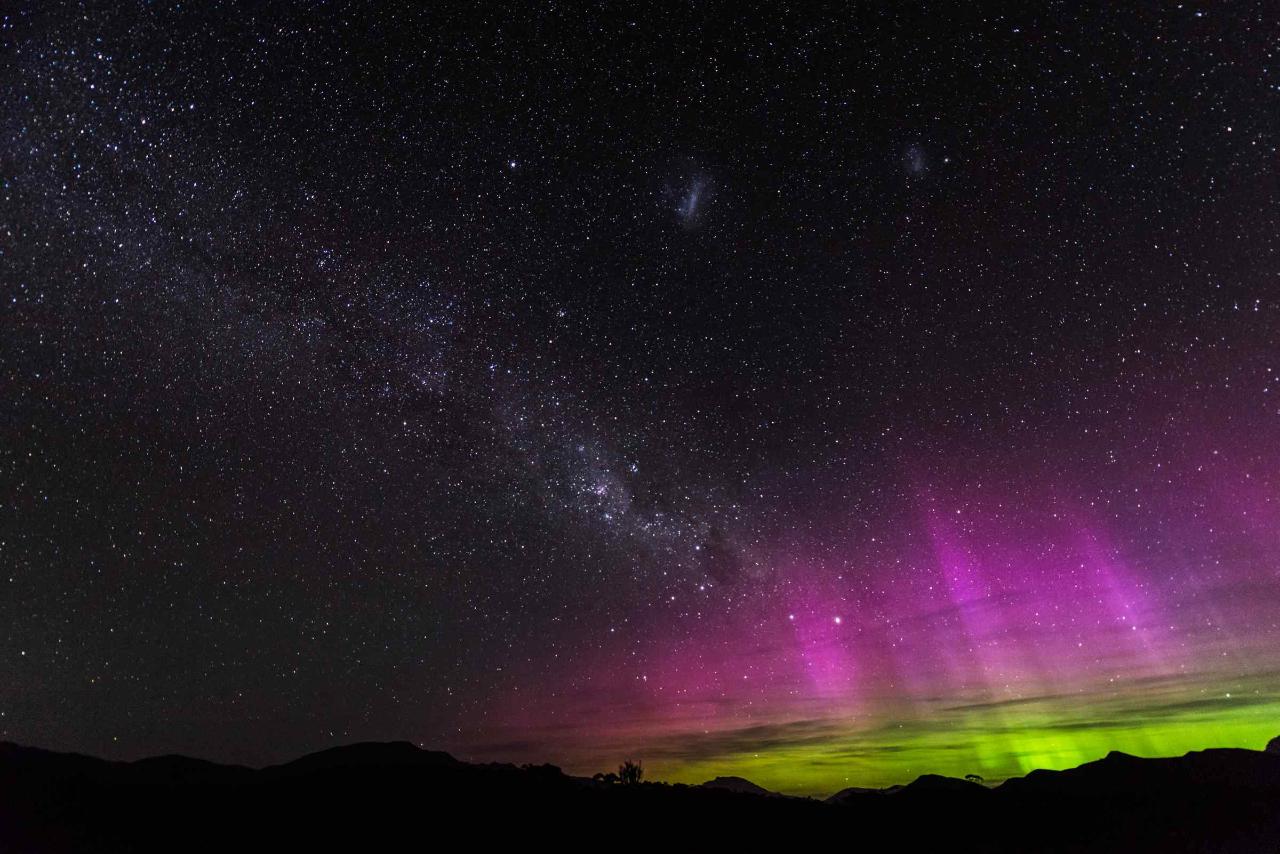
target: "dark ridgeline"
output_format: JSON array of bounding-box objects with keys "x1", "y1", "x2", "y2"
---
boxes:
[
  {"x1": 2, "y1": 739, "x2": 1279, "y2": 852},
  {"x1": 700, "y1": 774, "x2": 776, "y2": 796}
]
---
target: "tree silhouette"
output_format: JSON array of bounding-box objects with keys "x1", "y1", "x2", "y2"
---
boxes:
[{"x1": 618, "y1": 759, "x2": 643, "y2": 785}]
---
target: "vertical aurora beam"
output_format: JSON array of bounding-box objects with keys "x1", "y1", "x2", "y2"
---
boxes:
[{"x1": 784, "y1": 567, "x2": 859, "y2": 701}]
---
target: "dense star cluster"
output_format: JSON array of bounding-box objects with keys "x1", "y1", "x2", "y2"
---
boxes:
[{"x1": 3, "y1": 3, "x2": 1279, "y2": 794}]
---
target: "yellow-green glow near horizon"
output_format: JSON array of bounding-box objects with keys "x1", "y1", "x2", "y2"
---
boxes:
[
  {"x1": 650, "y1": 697, "x2": 1280, "y2": 797},
  {"x1": 464, "y1": 654, "x2": 1280, "y2": 796}
]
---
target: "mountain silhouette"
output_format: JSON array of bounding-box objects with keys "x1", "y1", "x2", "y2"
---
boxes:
[
  {"x1": 264, "y1": 740, "x2": 461, "y2": 777},
  {"x1": 1, "y1": 738, "x2": 1278, "y2": 852},
  {"x1": 699, "y1": 775, "x2": 777, "y2": 796}
]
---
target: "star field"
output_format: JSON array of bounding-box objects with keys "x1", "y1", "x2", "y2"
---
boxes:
[{"x1": 2, "y1": 2, "x2": 1279, "y2": 795}]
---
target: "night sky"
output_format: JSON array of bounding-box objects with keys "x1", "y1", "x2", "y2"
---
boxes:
[{"x1": 3, "y1": 3, "x2": 1280, "y2": 796}]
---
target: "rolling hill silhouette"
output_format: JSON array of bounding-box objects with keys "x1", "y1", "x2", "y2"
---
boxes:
[
  {"x1": 2, "y1": 738, "x2": 1278, "y2": 852},
  {"x1": 699, "y1": 774, "x2": 778, "y2": 796}
]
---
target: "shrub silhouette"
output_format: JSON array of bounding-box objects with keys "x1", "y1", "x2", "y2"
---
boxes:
[
  {"x1": 964, "y1": 773, "x2": 984, "y2": 784},
  {"x1": 592, "y1": 771, "x2": 619, "y2": 784},
  {"x1": 618, "y1": 759, "x2": 643, "y2": 785}
]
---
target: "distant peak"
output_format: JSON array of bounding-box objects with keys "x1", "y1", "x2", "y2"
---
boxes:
[
  {"x1": 898, "y1": 774, "x2": 991, "y2": 796},
  {"x1": 269, "y1": 741, "x2": 459, "y2": 775},
  {"x1": 700, "y1": 775, "x2": 774, "y2": 796}
]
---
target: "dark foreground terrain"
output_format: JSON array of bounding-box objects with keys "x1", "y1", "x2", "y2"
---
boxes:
[{"x1": 3, "y1": 739, "x2": 1279, "y2": 852}]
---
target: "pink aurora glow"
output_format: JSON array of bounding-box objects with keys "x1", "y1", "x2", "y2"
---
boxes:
[{"x1": 456, "y1": 445, "x2": 1280, "y2": 790}]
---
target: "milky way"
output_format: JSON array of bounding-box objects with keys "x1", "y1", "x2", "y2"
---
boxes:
[{"x1": 2, "y1": 3, "x2": 1279, "y2": 795}]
